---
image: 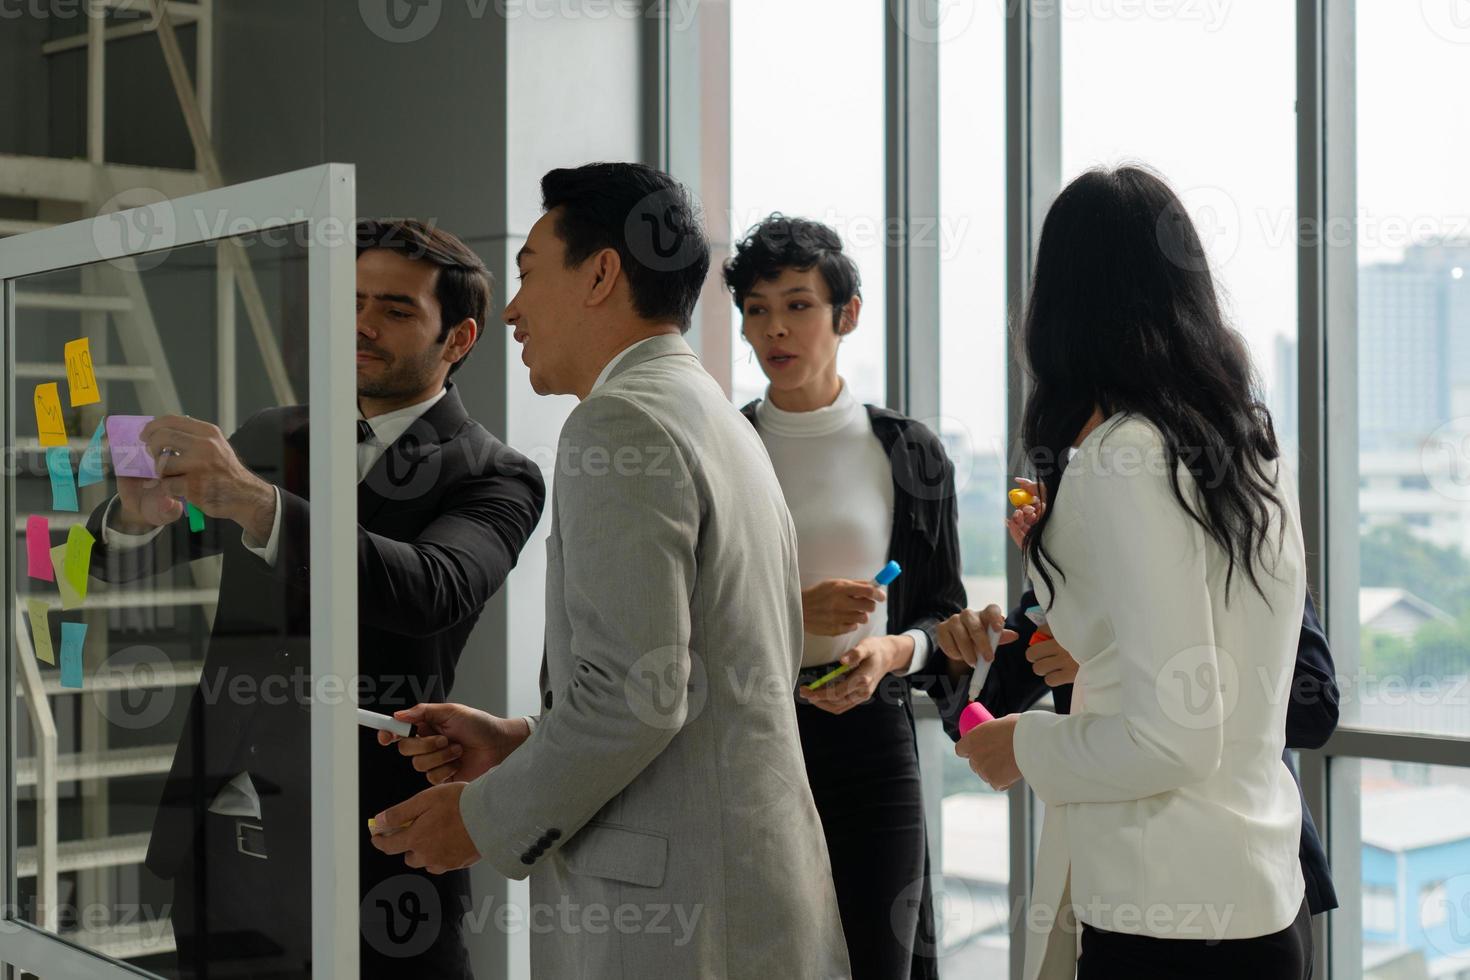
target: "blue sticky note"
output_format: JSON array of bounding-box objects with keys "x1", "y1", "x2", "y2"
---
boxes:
[
  {"x1": 60, "y1": 621, "x2": 86, "y2": 689},
  {"x1": 78, "y1": 420, "x2": 106, "y2": 487},
  {"x1": 46, "y1": 446, "x2": 79, "y2": 512}
]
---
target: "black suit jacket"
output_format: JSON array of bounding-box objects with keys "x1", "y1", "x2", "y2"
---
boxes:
[
  {"x1": 980, "y1": 587, "x2": 1340, "y2": 915},
  {"x1": 87, "y1": 383, "x2": 546, "y2": 970}
]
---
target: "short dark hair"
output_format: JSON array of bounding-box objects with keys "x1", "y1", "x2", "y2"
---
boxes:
[
  {"x1": 355, "y1": 218, "x2": 491, "y2": 377},
  {"x1": 722, "y1": 214, "x2": 861, "y2": 330},
  {"x1": 539, "y1": 163, "x2": 710, "y2": 333}
]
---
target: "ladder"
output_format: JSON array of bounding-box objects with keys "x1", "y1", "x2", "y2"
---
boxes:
[{"x1": 4, "y1": 0, "x2": 298, "y2": 964}]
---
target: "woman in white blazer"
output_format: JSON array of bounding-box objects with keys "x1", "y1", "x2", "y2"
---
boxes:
[{"x1": 951, "y1": 164, "x2": 1311, "y2": 979}]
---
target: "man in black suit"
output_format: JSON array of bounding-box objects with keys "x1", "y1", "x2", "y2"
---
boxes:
[{"x1": 86, "y1": 220, "x2": 545, "y2": 978}]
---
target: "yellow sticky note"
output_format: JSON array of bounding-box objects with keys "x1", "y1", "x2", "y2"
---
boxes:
[
  {"x1": 64, "y1": 338, "x2": 101, "y2": 407},
  {"x1": 35, "y1": 383, "x2": 66, "y2": 447},
  {"x1": 61, "y1": 524, "x2": 95, "y2": 603},
  {"x1": 51, "y1": 545, "x2": 84, "y2": 610},
  {"x1": 25, "y1": 598, "x2": 54, "y2": 665}
]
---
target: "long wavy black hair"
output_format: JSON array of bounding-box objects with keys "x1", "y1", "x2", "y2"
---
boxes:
[{"x1": 1020, "y1": 165, "x2": 1284, "y2": 603}]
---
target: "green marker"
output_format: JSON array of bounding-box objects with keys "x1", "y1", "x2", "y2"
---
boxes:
[{"x1": 804, "y1": 561, "x2": 902, "y2": 691}]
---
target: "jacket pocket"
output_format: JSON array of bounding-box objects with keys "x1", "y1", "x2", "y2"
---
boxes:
[{"x1": 562, "y1": 822, "x2": 669, "y2": 888}]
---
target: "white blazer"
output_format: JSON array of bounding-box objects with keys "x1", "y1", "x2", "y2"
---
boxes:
[{"x1": 1013, "y1": 415, "x2": 1307, "y2": 980}]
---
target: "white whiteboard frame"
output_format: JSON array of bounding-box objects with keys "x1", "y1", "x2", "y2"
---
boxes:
[{"x1": 0, "y1": 163, "x2": 359, "y2": 980}]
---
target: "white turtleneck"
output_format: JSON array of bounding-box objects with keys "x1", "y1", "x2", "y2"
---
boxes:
[{"x1": 755, "y1": 380, "x2": 930, "y2": 673}]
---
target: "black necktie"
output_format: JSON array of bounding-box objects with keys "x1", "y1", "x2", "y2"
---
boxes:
[{"x1": 356, "y1": 419, "x2": 374, "y2": 444}]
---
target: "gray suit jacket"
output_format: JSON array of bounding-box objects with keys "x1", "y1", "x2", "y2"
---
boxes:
[{"x1": 460, "y1": 334, "x2": 850, "y2": 979}]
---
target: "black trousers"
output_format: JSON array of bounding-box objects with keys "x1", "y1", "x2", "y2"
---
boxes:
[
  {"x1": 796, "y1": 675, "x2": 930, "y2": 980},
  {"x1": 1078, "y1": 897, "x2": 1313, "y2": 980}
]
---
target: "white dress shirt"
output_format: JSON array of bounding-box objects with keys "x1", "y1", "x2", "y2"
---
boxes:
[
  {"x1": 1012, "y1": 415, "x2": 1307, "y2": 978},
  {"x1": 753, "y1": 380, "x2": 930, "y2": 673}
]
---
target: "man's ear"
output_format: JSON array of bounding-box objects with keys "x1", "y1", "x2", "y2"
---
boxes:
[
  {"x1": 446, "y1": 318, "x2": 478, "y2": 366},
  {"x1": 584, "y1": 248, "x2": 623, "y2": 308}
]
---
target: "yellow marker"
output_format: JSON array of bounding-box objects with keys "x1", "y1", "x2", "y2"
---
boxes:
[
  {"x1": 367, "y1": 817, "x2": 415, "y2": 836},
  {"x1": 61, "y1": 525, "x2": 95, "y2": 603},
  {"x1": 25, "y1": 598, "x2": 55, "y2": 665},
  {"x1": 805, "y1": 662, "x2": 852, "y2": 691},
  {"x1": 35, "y1": 383, "x2": 67, "y2": 447},
  {"x1": 64, "y1": 338, "x2": 101, "y2": 407},
  {"x1": 1008, "y1": 488, "x2": 1035, "y2": 508}
]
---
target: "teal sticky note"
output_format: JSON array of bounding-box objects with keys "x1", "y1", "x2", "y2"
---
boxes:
[
  {"x1": 77, "y1": 420, "x2": 106, "y2": 487},
  {"x1": 186, "y1": 502, "x2": 206, "y2": 533},
  {"x1": 46, "y1": 447, "x2": 79, "y2": 512},
  {"x1": 60, "y1": 621, "x2": 86, "y2": 689}
]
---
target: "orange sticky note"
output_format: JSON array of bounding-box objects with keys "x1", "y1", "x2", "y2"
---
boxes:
[
  {"x1": 65, "y1": 338, "x2": 101, "y2": 407},
  {"x1": 35, "y1": 383, "x2": 66, "y2": 447},
  {"x1": 61, "y1": 524, "x2": 95, "y2": 603}
]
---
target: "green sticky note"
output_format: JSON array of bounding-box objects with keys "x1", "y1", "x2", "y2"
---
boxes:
[
  {"x1": 50, "y1": 545, "x2": 84, "y2": 610},
  {"x1": 186, "y1": 502, "x2": 206, "y2": 533},
  {"x1": 25, "y1": 598, "x2": 54, "y2": 665},
  {"x1": 60, "y1": 622, "x2": 86, "y2": 689},
  {"x1": 61, "y1": 524, "x2": 95, "y2": 602}
]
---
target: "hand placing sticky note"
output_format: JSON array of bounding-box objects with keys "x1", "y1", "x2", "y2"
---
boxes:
[
  {"x1": 35, "y1": 383, "x2": 67, "y2": 447},
  {"x1": 60, "y1": 622, "x2": 87, "y2": 688},
  {"x1": 25, "y1": 599, "x2": 54, "y2": 665},
  {"x1": 46, "y1": 446, "x2": 79, "y2": 512},
  {"x1": 61, "y1": 524, "x2": 95, "y2": 602},
  {"x1": 106, "y1": 415, "x2": 157, "y2": 479},
  {"x1": 78, "y1": 420, "x2": 106, "y2": 487},
  {"x1": 64, "y1": 338, "x2": 101, "y2": 407},
  {"x1": 26, "y1": 515, "x2": 53, "y2": 581}
]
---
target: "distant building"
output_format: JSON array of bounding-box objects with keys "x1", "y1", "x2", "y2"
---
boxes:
[
  {"x1": 1361, "y1": 784, "x2": 1470, "y2": 978},
  {"x1": 1361, "y1": 587, "x2": 1455, "y2": 638}
]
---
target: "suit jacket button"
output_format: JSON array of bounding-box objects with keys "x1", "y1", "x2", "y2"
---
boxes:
[
  {"x1": 543, "y1": 691, "x2": 553, "y2": 710},
  {"x1": 520, "y1": 854, "x2": 535, "y2": 865},
  {"x1": 546, "y1": 829, "x2": 561, "y2": 841}
]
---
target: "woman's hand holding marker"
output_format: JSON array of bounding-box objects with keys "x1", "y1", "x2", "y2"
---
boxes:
[
  {"x1": 803, "y1": 562, "x2": 902, "y2": 693},
  {"x1": 1005, "y1": 477, "x2": 1045, "y2": 549}
]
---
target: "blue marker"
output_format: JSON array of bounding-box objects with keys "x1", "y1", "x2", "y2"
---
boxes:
[{"x1": 806, "y1": 561, "x2": 902, "y2": 691}]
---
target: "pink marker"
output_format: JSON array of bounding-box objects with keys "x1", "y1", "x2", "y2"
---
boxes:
[{"x1": 958, "y1": 700, "x2": 994, "y2": 736}]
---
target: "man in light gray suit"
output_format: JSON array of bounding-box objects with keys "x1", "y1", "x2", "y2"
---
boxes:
[{"x1": 372, "y1": 162, "x2": 850, "y2": 979}]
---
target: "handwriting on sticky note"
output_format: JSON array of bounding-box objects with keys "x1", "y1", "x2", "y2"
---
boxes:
[
  {"x1": 25, "y1": 599, "x2": 54, "y2": 665},
  {"x1": 26, "y1": 515, "x2": 53, "y2": 581},
  {"x1": 51, "y1": 545, "x2": 83, "y2": 610},
  {"x1": 47, "y1": 447, "x2": 79, "y2": 512},
  {"x1": 60, "y1": 622, "x2": 87, "y2": 688},
  {"x1": 106, "y1": 415, "x2": 157, "y2": 479},
  {"x1": 64, "y1": 338, "x2": 101, "y2": 407},
  {"x1": 62, "y1": 524, "x2": 95, "y2": 602},
  {"x1": 35, "y1": 383, "x2": 66, "y2": 447},
  {"x1": 78, "y1": 420, "x2": 106, "y2": 487}
]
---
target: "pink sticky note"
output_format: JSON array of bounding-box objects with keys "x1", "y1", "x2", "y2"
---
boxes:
[
  {"x1": 106, "y1": 415, "x2": 157, "y2": 479},
  {"x1": 26, "y1": 516, "x2": 53, "y2": 581}
]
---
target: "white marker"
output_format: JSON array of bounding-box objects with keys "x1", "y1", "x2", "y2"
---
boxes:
[
  {"x1": 357, "y1": 707, "x2": 412, "y2": 738},
  {"x1": 967, "y1": 626, "x2": 1002, "y2": 701}
]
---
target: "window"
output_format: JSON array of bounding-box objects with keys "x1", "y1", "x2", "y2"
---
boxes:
[
  {"x1": 937, "y1": 6, "x2": 1010, "y2": 974},
  {"x1": 1363, "y1": 885, "x2": 1398, "y2": 936},
  {"x1": 1059, "y1": 3, "x2": 1299, "y2": 453},
  {"x1": 728, "y1": 0, "x2": 887, "y2": 408},
  {"x1": 1354, "y1": 0, "x2": 1470, "y2": 738}
]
